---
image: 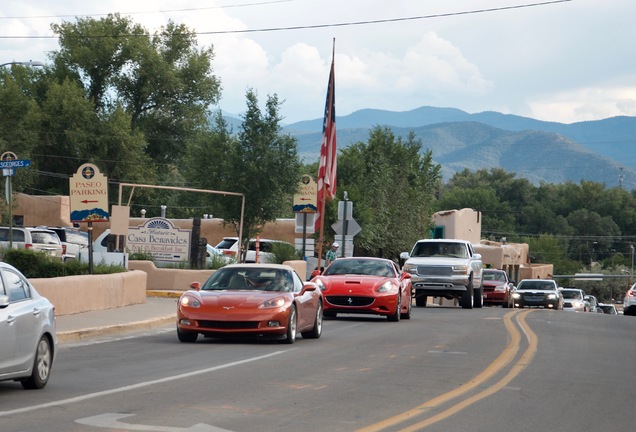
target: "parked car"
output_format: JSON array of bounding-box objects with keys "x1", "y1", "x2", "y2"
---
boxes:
[
  {"x1": 560, "y1": 288, "x2": 590, "y2": 312},
  {"x1": 623, "y1": 284, "x2": 636, "y2": 316},
  {"x1": 0, "y1": 262, "x2": 57, "y2": 389},
  {"x1": 214, "y1": 237, "x2": 295, "y2": 263},
  {"x1": 48, "y1": 226, "x2": 89, "y2": 260},
  {"x1": 598, "y1": 303, "x2": 618, "y2": 315},
  {"x1": 205, "y1": 244, "x2": 234, "y2": 266},
  {"x1": 512, "y1": 279, "x2": 563, "y2": 309},
  {"x1": 177, "y1": 263, "x2": 323, "y2": 343},
  {"x1": 312, "y1": 257, "x2": 412, "y2": 321},
  {"x1": 482, "y1": 269, "x2": 515, "y2": 308},
  {"x1": 0, "y1": 226, "x2": 64, "y2": 259}
]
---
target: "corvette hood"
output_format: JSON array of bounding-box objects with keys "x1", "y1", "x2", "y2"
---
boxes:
[{"x1": 197, "y1": 290, "x2": 288, "y2": 308}]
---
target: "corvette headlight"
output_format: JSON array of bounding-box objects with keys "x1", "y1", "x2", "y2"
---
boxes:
[
  {"x1": 180, "y1": 296, "x2": 200, "y2": 308},
  {"x1": 377, "y1": 281, "x2": 394, "y2": 293},
  {"x1": 259, "y1": 297, "x2": 286, "y2": 308}
]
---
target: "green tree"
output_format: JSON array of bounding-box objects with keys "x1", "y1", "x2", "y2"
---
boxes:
[
  {"x1": 50, "y1": 14, "x2": 221, "y2": 163},
  {"x1": 184, "y1": 90, "x2": 301, "y2": 256},
  {"x1": 337, "y1": 127, "x2": 440, "y2": 258}
]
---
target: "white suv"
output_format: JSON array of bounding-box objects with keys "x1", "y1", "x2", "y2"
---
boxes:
[
  {"x1": 214, "y1": 237, "x2": 294, "y2": 263},
  {"x1": 0, "y1": 226, "x2": 64, "y2": 259}
]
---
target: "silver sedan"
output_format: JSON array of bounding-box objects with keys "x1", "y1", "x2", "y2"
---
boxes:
[{"x1": 0, "y1": 262, "x2": 57, "y2": 389}]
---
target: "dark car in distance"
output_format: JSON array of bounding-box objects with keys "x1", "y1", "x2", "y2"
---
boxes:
[{"x1": 512, "y1": 279, "x2": 563, "y2": 310}]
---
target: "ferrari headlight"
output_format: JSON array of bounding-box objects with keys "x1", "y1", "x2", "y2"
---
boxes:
[
  {"x1": 377, "y1": 281, "x2": 394, "y2": 293},
  {"x1": 314, "y1": 278, "x2": 327, "y2": 291},
  {"x1": 259, "y1": 297, "x2": 286, "y2": 308},
  {"x1": 180, "y1": 296, "x2": 200, "y2": 308}
]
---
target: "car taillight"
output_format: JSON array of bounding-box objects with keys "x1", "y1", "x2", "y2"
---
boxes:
[
  {"x1": 62, "y1": 245, "x2": 67, "y2": 254},
  {"x1": 223, "y1": 250, "x2": 236, "y2": 256},
  {"x1": 630, "y1": 290, "x2": 636, "y2": 297},
  {"x1": 25, "y1": 243, "x2": 32, "y2": 250}
]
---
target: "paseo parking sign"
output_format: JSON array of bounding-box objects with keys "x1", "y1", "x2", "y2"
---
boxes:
[{"x1": 69, "y1": 163, "x2": 109, "y2": 222}]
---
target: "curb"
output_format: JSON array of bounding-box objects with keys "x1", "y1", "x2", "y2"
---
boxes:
[
  {"x1": 57, "y1": 315, "x2": 176, "y2": 344},
  {"x1": 147, "y1": 290, "x2": 184, "y2": 298}
]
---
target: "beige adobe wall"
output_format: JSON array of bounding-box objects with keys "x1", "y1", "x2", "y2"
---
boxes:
[
  {"x1": 432, "y1": 208, "x2": 481, "y2": 244},
  {"x1": 29, "y1": 270, "x2": 147, "y2": 316},
  {"x1": 519, "y1": 263, "x2": 554, "y2": 280},
  {"x1": 12, "y1": 193, "x2": 72, "y2": 227}
]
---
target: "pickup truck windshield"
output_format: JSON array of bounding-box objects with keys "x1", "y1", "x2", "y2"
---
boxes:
[{"x1": 411, "y1": 242, "x2": 467, "y2": 259}]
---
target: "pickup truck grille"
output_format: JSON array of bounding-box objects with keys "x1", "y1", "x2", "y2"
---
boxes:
[{"x1": 415, "y1": 265, "x2": 453, "y2": 277}]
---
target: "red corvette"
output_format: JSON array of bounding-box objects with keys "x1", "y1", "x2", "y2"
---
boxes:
[
  {"x1": 311, "y1": 257, "x2": 412, "y2": 321},
  {"x1": 177, "y1": 264, "x2": 323, "y2": 344}
]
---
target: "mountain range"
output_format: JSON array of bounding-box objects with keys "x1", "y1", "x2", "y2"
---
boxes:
[{"x1": 271, "y1": 106, "x2": 636, "y2": 190}]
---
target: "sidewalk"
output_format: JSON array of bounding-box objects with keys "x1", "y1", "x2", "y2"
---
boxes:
[{"x1": 56, "y1": 291, "x2": 182, "y2": 344}]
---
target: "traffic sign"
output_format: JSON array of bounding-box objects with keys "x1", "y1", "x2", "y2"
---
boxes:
[
  {"x1": 293, "y1": 175, "x2": 318, "y2": 213},
  {"x1": 0, "y1": 159, "x2": 30, "y2": 169},
  {"x1": 69, "y1": 163, "x2": 109, "y2": 222},
  {"x1": 331, "y1": 218, "x2": 362, "y2": 236}
]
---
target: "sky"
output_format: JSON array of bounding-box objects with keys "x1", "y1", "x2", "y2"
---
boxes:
[{"x1": 1, "y1": 0, "x2": 635, "y2": 125}]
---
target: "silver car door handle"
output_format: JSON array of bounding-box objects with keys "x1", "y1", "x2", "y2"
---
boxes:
[
  {"x1": 7, "y1": 315, "x2": 16, "y2": 324},
  {"x1": 32, "y1": 308, "x2": 42, "y2": 316}
]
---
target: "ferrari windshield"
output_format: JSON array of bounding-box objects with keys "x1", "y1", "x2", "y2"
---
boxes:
[
  {"x1": 324, "y1": 259, "x2": 396, "y2": 277},
  {"x1": 202, "y1": 267, "x2": 293, "y2": 292}
]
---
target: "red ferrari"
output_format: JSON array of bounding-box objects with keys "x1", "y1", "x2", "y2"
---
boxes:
[
  {"x1": 177, "y1": 264, "x2": 323, "y2": 344},
  {"x1": 311, "y1": 257, "x2": 412, "y2": 321}
]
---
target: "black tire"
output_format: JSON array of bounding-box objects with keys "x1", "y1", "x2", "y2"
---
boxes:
[
  {"x1": 177, "y1": 327, "x2": 198, "y2": 343},
  {"x1": 415, "y1": 295, "x2": 427, "y2": 307},
  {"x1": 301, "y1": 301, "x2": 323, "y2": 339},
  {"x1": 21, "y1": 336, "x2": 52, "y2": 389},
  {"x1": 461, "y1": 279, "x2": 474, "y2": 309},
  {"x1": 401, "y1": 296, "x2": 412, "y2": 320},
  {"x1": 282, "y1": 305, "x2": 297, "y2": 344},
  {"x1": 473, "y1": 283, "x2": 483, "y2": 308},
  {"x1": 387, "y1": 294, "x2": 401, "y2": 322}
]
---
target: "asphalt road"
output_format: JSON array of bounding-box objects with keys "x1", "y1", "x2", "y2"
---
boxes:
[{"x1": 1, "y1": 306, "x2": 634, "y2": 432}]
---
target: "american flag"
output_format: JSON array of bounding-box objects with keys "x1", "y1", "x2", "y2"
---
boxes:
[{"x1": 315, "y1": 51, "x2": 337, "y2": 231}]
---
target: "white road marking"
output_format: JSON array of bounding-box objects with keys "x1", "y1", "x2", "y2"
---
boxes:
[
  {"x1": 76, "y1": 413, "x2": 232, "y2": 432},
  {"x1": 0, "y1": 351, "x2": 289, "y2": 417}
]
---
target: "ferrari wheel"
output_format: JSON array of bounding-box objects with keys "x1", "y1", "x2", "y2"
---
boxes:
[
  {"x1": 401, "y1": 296, "x2": 412, "y2": 320},
  {"x1": 301, "y1": 301, "x2": 323, "y2": 339},
  {"x1": 21, "y1": 336, "x2": 52, "y2": 389},
  {"x1": 282, "y1": 305, "x2": 297, "y2": 344},
  {"x1": 387, "y1": 294, "x2": 401, "y2": 322},
  {"x1": 177, "y1": 327, "x2": 198, "y2": 343}
]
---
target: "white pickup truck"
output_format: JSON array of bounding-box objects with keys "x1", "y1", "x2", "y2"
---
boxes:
[{"x1": 400, "y1": 239, "x2": 483, "y2": 309}]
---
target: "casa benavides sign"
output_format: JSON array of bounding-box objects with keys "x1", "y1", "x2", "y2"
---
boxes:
[
  {"x1": 69, "y1": 163, "x2": 109, "y2": 222},
  {"x1": 292, "y1": 174, "x2": 318, "y2": 213},
  {"x1": 127, "y1": 218, "x2": 191, "y2": 263}
]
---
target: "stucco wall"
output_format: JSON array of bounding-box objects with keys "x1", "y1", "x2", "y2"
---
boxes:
[{"x1": 30, "y1": 270, "x2": 147, "y2": 316}]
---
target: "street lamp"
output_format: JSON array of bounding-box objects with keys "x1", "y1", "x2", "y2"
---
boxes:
[{"x1": 0, "y1": 61, "x2": 44, "y2": 68}]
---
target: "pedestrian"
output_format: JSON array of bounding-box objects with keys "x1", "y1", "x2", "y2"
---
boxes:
[{"x1": 326, "y1": 242, "x2": 339, "y2": 267}]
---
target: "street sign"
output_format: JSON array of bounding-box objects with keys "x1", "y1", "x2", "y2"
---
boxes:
[
  {"x1": 1, "y1": 151, "x2": 30, "y2": 177},
  {"x1": 69, "y1": 163, "x2": 109, "y2": 222},
  {"x1": 331, "y1": 218, "x2": 362, "y2": 236},
  {"x1": 293, "y1": 175, "x2": 318, "y2": 213}
]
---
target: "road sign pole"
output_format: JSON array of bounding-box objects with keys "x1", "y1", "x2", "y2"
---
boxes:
[
  {"x1": 7, "y1": 176, "x2": 12, "y2": 248},
  {"x1": 342, "y1": 194, "x2": 349, "y2": 258}
]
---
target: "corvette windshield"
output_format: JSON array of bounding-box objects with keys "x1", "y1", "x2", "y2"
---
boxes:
[{"x1": 202, "y1": 268, "x2": 293, "y2": 292}]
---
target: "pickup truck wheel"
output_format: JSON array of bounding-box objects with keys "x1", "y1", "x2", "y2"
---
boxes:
[
  {"x1": 473, "y1": 284, "x2": 483, "y2": 308},
  {"x1": 461, "y1": 279, "x2": 474, "y2": 309},
  {"x1": 415, "y1": 295, "x2": 427, "y2": 307}
]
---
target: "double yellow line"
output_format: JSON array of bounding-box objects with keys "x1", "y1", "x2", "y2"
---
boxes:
[{"x1": 358, "y1": 309, "x2": 538, "y2": 432}]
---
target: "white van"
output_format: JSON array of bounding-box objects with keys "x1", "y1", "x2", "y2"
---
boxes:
[{"x1": 0, "y1": 226, "x2": 64, "y2": 259}]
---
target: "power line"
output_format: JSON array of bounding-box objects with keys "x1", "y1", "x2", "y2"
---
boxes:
[{"x1": 0, "y1": 1, "x2": 574, "y2": 39}]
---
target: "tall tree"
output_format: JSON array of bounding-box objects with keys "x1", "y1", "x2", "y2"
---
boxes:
[
  {"x1": 184, "y1": 90, "x2": 302, "y2": 253},
  {"x1": 50, "y1": 14, "x2": 221, "y2": 162},
  {"x1": 337, "y1": 127, "x2": 440, "y2": 258}
]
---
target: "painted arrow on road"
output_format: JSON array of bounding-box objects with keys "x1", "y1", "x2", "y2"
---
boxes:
[{"x1": 76, "y1": 413, "x2": 233, "y2": 432}]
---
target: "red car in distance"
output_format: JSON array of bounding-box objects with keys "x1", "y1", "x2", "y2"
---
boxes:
[
  {"x1": 311, "y1": 257, "x2": 412, "y2": 321},
  {"x1": 482, "y1": 269, "x2": 515, "y2": 308}
]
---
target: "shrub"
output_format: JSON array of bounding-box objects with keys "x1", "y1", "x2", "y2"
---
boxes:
[
  {"x1": 269, "y1": 241, "x2": 302, "y2": 264},
  {"x1": 0, "y1": 248, "x2": 126, "y2": 278}
]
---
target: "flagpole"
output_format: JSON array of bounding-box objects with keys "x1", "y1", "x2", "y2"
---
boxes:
[{"x1": 316, "y1": 38, "x2": 335, "y2": 272}]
